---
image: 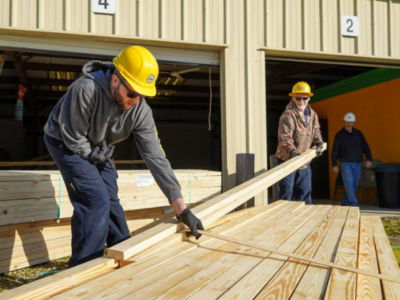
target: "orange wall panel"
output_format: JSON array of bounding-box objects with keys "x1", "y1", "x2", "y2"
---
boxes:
[{"x1": 311, "y1": 78, "x2": 400, "y2": 198}]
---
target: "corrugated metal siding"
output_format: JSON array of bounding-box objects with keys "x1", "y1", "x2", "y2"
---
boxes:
[
  {"x1": 2, "y1": 0, "x2": 227, "y2": 44},
  {"x1": 0, "y1": 0, "x2": 10, "y2": 27},
  {"x1": 65, "y1": 0, "x2": 90, "y2": 33},
  {"x1": 357, "y1": 0, "x2": 373, "y2": 57},
  {"x1": 11, "y1": 0, "x2": 37, "y2": 28},
  {"x1": 38, "y1": 0, "x2": 64, "y2": 31},
  {"x1": 391, "y1": 0, "x2": 400, "y2": 57},
  {"x1": 264, "y1": 0, "x2": 400, "y2": 58},
  {"x1": 2, "y1": 0, "x2": 400, "y2": 204}
]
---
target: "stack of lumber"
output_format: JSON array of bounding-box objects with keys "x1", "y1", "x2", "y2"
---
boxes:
[
  {"x1": 5, "y1": 144, "x2": 400, "y2": 299},
  {"x1": 0, "y1": 170, "x2": 221, "y2": 225},
  {"x1": 0, "y1": 170, "x2": 221, "y2": 273},
  {"x1": 2, "y1": 201, "x2": 400, "y2": 300}
]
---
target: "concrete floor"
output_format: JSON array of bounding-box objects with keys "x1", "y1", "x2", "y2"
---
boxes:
[{"x1": 313, "y1": 199, "x2": 400, "y2": 217}]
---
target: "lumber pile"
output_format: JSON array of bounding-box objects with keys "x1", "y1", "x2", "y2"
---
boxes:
[
  {"x1": 0, "y1": 170, "x2": 221, "y2": 273},
  {"x1": 3, "y1": 144, "x2": 400, "y2": 299},
  {"x1": 3, "y1": 201, "x2": 400, "y2": 300},
  {"x1": 0, "y1": 170, "x2": 221, "y2": 225}
]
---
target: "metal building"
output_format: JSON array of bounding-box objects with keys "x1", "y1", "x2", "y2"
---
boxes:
[{"x1": 1, "y1": 0, "x2": 400, "y2": 204}]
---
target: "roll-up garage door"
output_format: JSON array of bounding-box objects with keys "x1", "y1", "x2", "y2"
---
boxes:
[{"x1": 0, "y1": 34, "x2": 220, "y2": 66}]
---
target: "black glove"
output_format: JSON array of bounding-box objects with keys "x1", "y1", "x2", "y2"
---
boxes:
[
  {"x1": 177, "y1": 208, "x2": 204, "y2": 240},
  {"x1": 316, "y1": 142, "x2": 323, "y2": 157},
  {"x1": 290, "y1": 149, "x2": 300, "y2": 158},
  {"x1": 89, "y1": 141, "x2": 116, "y2": 170}
]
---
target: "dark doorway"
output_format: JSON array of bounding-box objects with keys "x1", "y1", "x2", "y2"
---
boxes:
[{"x1": 311, "y1": 119, "x2": 330, "y2": 199}]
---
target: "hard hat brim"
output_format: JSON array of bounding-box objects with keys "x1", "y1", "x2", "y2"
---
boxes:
[
  {"x1": 126, "y1": 79, "x2": 157, "y2": 97},
  {"x1": 289, "y1": 92, "x2": 314, "y2": 97}
]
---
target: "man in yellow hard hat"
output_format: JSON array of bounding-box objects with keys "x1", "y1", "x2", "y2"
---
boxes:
[
  {"x1": 275, "y1": 82, "x2": 324, "y2": 204},
  {"x1": 43, "y1": 46, "x2": 203, "y2": 267}
]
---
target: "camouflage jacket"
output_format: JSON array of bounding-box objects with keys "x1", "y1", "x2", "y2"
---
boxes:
[{"x1": 276, "y1": 101, "x2": 323, "y2": 167}]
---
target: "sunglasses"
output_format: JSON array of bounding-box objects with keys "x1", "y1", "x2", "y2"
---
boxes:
[
  {"x1": 117, "y1": 75, "x2": 140, "y2": 98},
  {"x1": 294, "y1": 96, "x2": 310, "y2": 101}
]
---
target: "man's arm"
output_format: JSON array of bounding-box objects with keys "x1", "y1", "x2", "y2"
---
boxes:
[
  {"x1": 331, "y1": 134, "x2": 340, "y2": 173},
  {"x1": 278, "y1": 113, "x2": 296, "y2": 155},
  {"x1": 59, "y1": 83, "x2": 94, "y2": 158},
  {"x1": 133, "y1": 108, "x2": 203, "y2": 238},
  {"x1": 361, "y1": 133, "x2": 372, "y2": 161},
  {"x1": 312, "y1": 113, "x2": 324, "y2": 146}
]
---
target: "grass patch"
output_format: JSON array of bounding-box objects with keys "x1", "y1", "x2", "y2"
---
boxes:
[{"x1": 382, "y1": 217, "x2": 400, "y2": 267}]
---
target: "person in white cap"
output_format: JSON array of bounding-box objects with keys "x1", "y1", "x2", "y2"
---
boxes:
[{"x1": 331, "y1": 112, "x2": 372, "y2": 206}]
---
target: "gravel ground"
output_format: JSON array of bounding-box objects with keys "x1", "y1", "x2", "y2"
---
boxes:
[{"x1": 0, "y1": 256, "x2": 69, "y2": 293}]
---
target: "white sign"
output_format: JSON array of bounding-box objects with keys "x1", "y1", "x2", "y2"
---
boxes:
[
  {"x1": 341, "y1": 15, "x2": 359, "y2": 37},
  {"x1": 136, "y1": 174, "x2": 154, "y2": 187},
  {"x1": 91, "y1": 0, "x2": 116, "y2": 14}
]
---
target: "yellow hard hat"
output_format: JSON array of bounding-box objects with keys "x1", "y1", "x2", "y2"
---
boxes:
[
  {"x1": 289, "y1": 81, "x2": 314, "y2": 97},
  {"x1": 113, "y1": 46, "x2": 159, "y2": 97}
]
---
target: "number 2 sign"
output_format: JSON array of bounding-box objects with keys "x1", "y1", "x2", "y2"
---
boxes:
[
  {"x1": 341, "y1": 15, "x2": 359, "y2": 37},
  {"x1": 92, "y1": 0, "x2": 116, "y2": 14}
]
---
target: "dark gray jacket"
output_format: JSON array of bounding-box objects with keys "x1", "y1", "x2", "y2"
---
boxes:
[{"x1": 44, "y1": 61, "x2": 182, "y2": 203}]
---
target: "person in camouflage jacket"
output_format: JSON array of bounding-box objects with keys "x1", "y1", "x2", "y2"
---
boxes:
[{"x1": 275, "y1": 82, "x2": 323, "y2": 204}]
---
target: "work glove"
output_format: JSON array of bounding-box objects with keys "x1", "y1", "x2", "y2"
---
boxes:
[
  {"x1": 177, "y1": 208, "x2": 204, "y2": 240},
  {"x1": 290, "y1": 149, "x2": 300, "y2": 158},
  {"x1": 316, "y1": 142, "x2": 323, "y2": 157},
  {"x1": 89, "y1": 141, "x2": 116, "y2": 170}
]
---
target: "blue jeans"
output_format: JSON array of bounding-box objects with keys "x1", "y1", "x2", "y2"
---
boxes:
[
  {"x1": 340, "y1": 162, "x2": 362, "y2": 206},
  {"x1": 277, "y1": 159, "x2": 312, "y2": 205},
  {"x1": 44, "y1": 134, "x2": 130, "y2": 267}
]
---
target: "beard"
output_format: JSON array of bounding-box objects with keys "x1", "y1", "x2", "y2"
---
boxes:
[
  {"x1": 113, "y1": 84, "x2": 128, "y2": 111},
  {"x1": 295, "y1": 103, "x2": 307, "y2": 112}
]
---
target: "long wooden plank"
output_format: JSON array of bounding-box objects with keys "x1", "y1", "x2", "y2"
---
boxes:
[
  {"x1": 291, "y1": 206, "x2": 350, "y2": 300},
  {"x1": 323, "y1": 207, "x2": 360, "y2": 300},
  {"x1": 48, "y1": 202, "x2": 291, "y2": 300},
  {"x1": 254, "y1": 206, "x2": 339, "y2": 299},
  {"x1": 356, "y1": 216, "x2": 382, "y2": 300},
  {"x1": 371, "y1": 216, "x2": 400, "y2": 300},
  {"x1": 218, "y1": 206, "x2": 331, "y2": 300},
  {"x1": 153, "y1": 204, "x2": 315, "y2": 300},
  {"x1": 0, "y1": 257, "x2": 117, "y2": 300},
  {"x1": 107, "y1": 144, "x2": 327, "y2": 260}
]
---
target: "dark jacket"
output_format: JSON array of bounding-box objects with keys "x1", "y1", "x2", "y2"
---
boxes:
[
  {"x1": 331, "y1": 128, "x2": 372, "y2": 166},
  {"x1": 44, "y1": 61, "x2": 182, "y2": 203}
]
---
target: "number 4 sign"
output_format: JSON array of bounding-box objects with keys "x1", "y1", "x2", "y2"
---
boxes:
[
  {"x1": 92, "y1": 0, "x2": 116, "y2": 14},
  {"x1": 341, "y1": 15, "x2": 359, "y2": 37}
]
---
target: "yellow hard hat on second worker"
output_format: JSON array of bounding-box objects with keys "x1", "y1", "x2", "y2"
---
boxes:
[
  {"x1": 289, "y1": 81, "x2": 314, "y2": 97},
  {"x1": 113, "y1": 46, "x2": 159, "y2": 97}
]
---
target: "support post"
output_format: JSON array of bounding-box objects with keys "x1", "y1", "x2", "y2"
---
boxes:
[{"x1": 235, "y1": 153, "x2": 255, "y2": 209}]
